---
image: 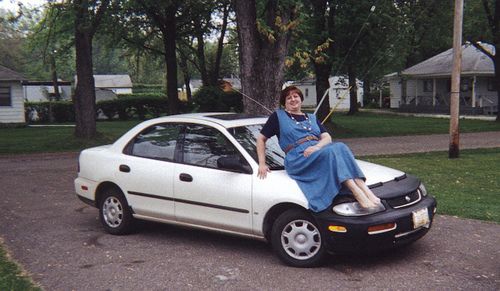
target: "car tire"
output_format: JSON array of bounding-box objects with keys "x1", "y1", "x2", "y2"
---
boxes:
[
  {"x1": 98, "y1": 187, "x2": 134, "y2": 235},
  {"x1": 271, "y1": 208, "x2": 326, "y2": 267}
]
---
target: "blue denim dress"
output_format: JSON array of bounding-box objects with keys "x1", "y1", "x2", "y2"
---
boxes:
[{"x1": 276, "y1": 109, "x2": 365, "y2": 212}]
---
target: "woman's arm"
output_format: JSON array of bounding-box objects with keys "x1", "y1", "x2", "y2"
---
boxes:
[
  {"x1": 303, "y1": 132, "x2": 332, "y2": 157},
  {"x1": 256, "y1": 133, "x2": 270, "y2": 179}
]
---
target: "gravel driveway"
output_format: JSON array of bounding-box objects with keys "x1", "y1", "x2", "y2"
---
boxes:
[{"x1": 0, "y1": 134, "x2": 499, "y2": 290}]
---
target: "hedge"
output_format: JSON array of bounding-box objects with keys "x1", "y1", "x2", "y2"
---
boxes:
[
  {"x1": 25, "y1": 101, "x2": 75, "y2": 123},
  {"x1": 24, "y1": 88, "x2": 242, "y2": 123}
]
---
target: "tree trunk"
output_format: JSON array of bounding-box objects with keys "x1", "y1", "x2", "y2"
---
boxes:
[
  {"x1": 308, "y1": 0, "x2": 335, "y2": 122},
  {"x1": 164, "y1": 9, "x2": 179, "y2": 114},
  {"x1": 314, "y1": 62, "x2": 331, "y2": 122},
  {"x1": 495, "y1": 53, "x2": 500, "y2": 121},
  {"x1": 347, "y1": 66, "x2": 358, "y2": 115},
  {"x1": 234, "y1": 0, "x2": 294, "y2": 115},
  {"x1": 178, "y1": 55, "x2": 192, "y2": 101},
  {"x1": 73, "y1": 0, "x2": 109, "y2": 139},
  {"x1": 50, "y1": 54, "x2": 61, "y2": 101},
  {"x1": 195, "y1": 17, "x2": 209, "y2": 86},
  {"x1": 74, "y1": 29, "x2": 97, "y2": 138},
  {"x1": 211, "y1": 2, "x2": 230, "y2": 85},
  {"x1": 363, "y1": 78, "x2": 371, "y2": 105}
]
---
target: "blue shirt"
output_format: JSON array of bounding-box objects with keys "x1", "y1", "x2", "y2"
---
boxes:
[{"x1": 260, "y1": 111, "x2": 327, "y2": 139}]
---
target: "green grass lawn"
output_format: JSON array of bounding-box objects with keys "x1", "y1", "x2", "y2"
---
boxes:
[
  {"x1": 0, "y1": 243, "x2": 41, "y2": 291},
  {"x1": 0, "y1": 120, "x2": 140, "y2": 154},
  {"x1": 364, "y1": 148, "x2": 500, "y2": 224},
  {"x1": 328, "y1": 112, "x2": 500, "y2": 138}
]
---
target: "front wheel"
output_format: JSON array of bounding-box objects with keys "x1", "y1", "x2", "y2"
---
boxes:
[
  {"x1": 98, "y1": 187, "x2": 134, "y2": 235},
  {"x1": 271, "y1": 208, "x2": 326, "y2": 267}
]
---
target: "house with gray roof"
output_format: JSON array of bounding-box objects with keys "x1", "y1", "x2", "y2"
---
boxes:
[
  {"x1": 0, "y1": 65, "x2": 27, "y2": 123},
  {"x1": 386, "y1": 43, "x2": 497, "y2": 115},
  {"x1": 75, "y1": 74, "x2": 133, "y2": 101}
]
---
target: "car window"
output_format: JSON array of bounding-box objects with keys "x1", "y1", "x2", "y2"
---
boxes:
[
  {"x1": 229, "y1": 124, "x2": 285, "y2": 170},
  {"x1": 128, "y1": 123, "x2": 182, "y2": 161},
  {"x1": 182, "y1": 124, "x2": 240, "y2": 169}
]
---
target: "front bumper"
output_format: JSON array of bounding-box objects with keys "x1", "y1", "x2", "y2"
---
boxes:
[{"x1": 313, "y1": 195, "x2": 437, "y2": 253}]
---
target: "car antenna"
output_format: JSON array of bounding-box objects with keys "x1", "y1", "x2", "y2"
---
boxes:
[{"x1": 226, "y1": 87, "x2": 274, "y2": 114}]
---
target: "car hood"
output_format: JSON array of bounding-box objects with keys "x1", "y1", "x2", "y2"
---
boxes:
[{"x1": 356, "y1": 160, "x2": 405, "y2": 185}]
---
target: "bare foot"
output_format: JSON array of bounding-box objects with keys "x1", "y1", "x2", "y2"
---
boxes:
[
  {"x1": 354, "y1": 178, "x2": 382, "y2": 205},
  {"x1": 344, "y1": 179, "x2": 379, "y2": 209}
]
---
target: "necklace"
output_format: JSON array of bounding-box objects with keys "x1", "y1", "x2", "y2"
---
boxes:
[{"x1": 287, "y1": 111, "x2": 312, "y2": 131}]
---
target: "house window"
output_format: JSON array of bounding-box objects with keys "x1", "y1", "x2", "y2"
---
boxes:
[
  {"x1": 487, "y1": 78, "x2": 497, "y2": 91},
  {"x1": 423, "y1": 80, "x2": 433, "y2": 92},
  {"x1": 305, "y1": 88, "x2": 309, "y2": 98},
  {"x1": 0, "y1": 86, "x2": 11, "y2": 106},
  {"x1": 460, "y1": 78, "x2": 470, "y2": 92}
]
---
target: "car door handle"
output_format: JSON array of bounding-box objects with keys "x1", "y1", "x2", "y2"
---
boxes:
[
  {"x1": 179, "y1": 173, "x2": 193, "y2": 182},
  {"x1": 119, "y1": 164, "x2": 130, "y2": 173}
]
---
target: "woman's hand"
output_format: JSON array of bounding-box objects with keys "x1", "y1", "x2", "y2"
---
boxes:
[
  {"x1": 258, "y1": 164, "x2": 271, "y2": 179},
  {"x1": 303, "y1": 145, "x2": 320, "y2": 157}
]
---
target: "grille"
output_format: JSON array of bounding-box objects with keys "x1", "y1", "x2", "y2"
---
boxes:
[{"x1": 387, "y1": 189, "x2": 422, "y2": 209}]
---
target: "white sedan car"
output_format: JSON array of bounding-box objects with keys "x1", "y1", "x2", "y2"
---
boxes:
[{"x1": 75, "y1": 113, "x2": 436, "y2": 267}]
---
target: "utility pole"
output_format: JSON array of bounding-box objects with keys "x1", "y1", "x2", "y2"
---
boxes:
[{"x1": 449, "y1": 0, "x2": 463, "y2": 159}]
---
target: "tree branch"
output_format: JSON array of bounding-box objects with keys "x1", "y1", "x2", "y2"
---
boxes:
[
  {"x1": 481, "y1": 0, "x2": 495, "y2": 30},
  {"x1": 89, "y1": 0, "x2": 111, "y2": 37},
  {"x1": 471, "y1": 41, "x2": 494, "y2": 60}
]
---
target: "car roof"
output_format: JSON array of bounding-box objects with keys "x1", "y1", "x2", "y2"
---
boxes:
[{"x1": 146, "y1": 112, "x2": 270, "y2": 128}]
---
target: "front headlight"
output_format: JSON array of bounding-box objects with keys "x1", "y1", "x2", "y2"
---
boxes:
[
  {"x1": 332, "y1": 202, "x2": 385, "y2": 217},
  {"x1": 418, "y1": 183, "x2": 428, "y2": 196}
]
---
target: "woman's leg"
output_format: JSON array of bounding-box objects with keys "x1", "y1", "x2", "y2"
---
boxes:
[
  {"x1": 354, "y1": 178, "x2": 381, "y2": 205},
  {"x1": 343, "y1": 179, "x2": 377, "y2": 208}
]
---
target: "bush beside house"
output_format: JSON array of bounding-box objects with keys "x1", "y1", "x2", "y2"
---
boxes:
[{"x1": 24, "y1": 87, "x2": 242, "y2": 123}]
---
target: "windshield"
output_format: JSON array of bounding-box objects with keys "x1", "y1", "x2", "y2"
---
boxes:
[{"x1": 228, "y1": 124, "x2": 285, "y2": 170}]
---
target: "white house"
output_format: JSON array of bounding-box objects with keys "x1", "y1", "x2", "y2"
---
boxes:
[
  {"x1": 290, "y1": 76, "x2": 364, "y2": 110},
  {"x1": 93, "y1": 74, "x2": 133, "y2": 94},
  {"x1": 386, "y1": 43, "x2": 497, "y2": 115},
  {"x1": 23, "y1": 81, "x2": 72, "y2": 102},
  {"x1": 0, "y1": 65, "x2": 27, "y2": 123},
  {"x1": 75, "y1": 74, "x2": 133, "y2": 101}
]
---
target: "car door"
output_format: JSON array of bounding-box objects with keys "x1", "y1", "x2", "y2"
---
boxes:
[
  {"x1": 116, "y1": 123, "x2": 182, "y2": 220},
  {"x1": 173, "y1": 123, "x2": 253, "y2": 234}
]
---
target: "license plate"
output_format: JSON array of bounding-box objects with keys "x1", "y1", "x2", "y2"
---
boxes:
[{"x1": 412, "y1": 208, "x2": 430, "y2": 229}]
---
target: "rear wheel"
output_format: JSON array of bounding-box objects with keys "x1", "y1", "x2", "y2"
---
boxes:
[
  {"x1": 98, "y1": 187, "x2": 134, "y2": 235},
  {"x1": 271, "y1": 208, "x2": 326, "y2": 267}
]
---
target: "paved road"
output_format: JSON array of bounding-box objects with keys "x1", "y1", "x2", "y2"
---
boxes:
[{"x1": 0, "y1": 135, "x2": 499, "y2": 290}]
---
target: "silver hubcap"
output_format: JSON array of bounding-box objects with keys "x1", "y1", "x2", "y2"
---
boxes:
[
  {"x1": 281, "y1": 219, "x2": 321, "y2": 260},
  {"x1": 102, "y1": 196, "x2": 123, "y2": 228}
]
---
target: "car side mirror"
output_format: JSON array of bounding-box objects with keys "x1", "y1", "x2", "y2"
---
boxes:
[{"x1": 217, "y1": 155, "x2": 252, "y2": 174}]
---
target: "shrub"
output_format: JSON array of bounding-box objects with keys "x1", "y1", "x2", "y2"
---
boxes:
[
  {"x1": 52, "y1": 101, "x2": 75, "y2": 122},
  {"x1": 25, "y1": 101, "x2": 75, "y2": 123},
  {"x1": 132, "y1": 84, "x2": 164, "y2": 94},
  {"x1": 25, "y1": 93, "x2": 194, "y2": 123},
  {"x1": 192, "y1": 86, "x2": 243, "y2": 112}
]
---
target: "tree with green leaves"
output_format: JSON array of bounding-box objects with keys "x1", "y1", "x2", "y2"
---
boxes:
[
  {"x1": 396, "y1": 0, "x2": 454, "y2": 68},
  {"x1": 25, "y1": 3, "x2": 75, "y2": 99},
  {"x1": 465, "y1": 0, "x2": 500, "y2": 122},
  {"x1": 298, "y1": 0, "x2": 336, "y2": 121},
  {"x1": 234, "y1": 0, "x2": 299, "y2": 114},
  {"x1": 73, "y1": 0, "x2": 111, "y2": 138}
]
